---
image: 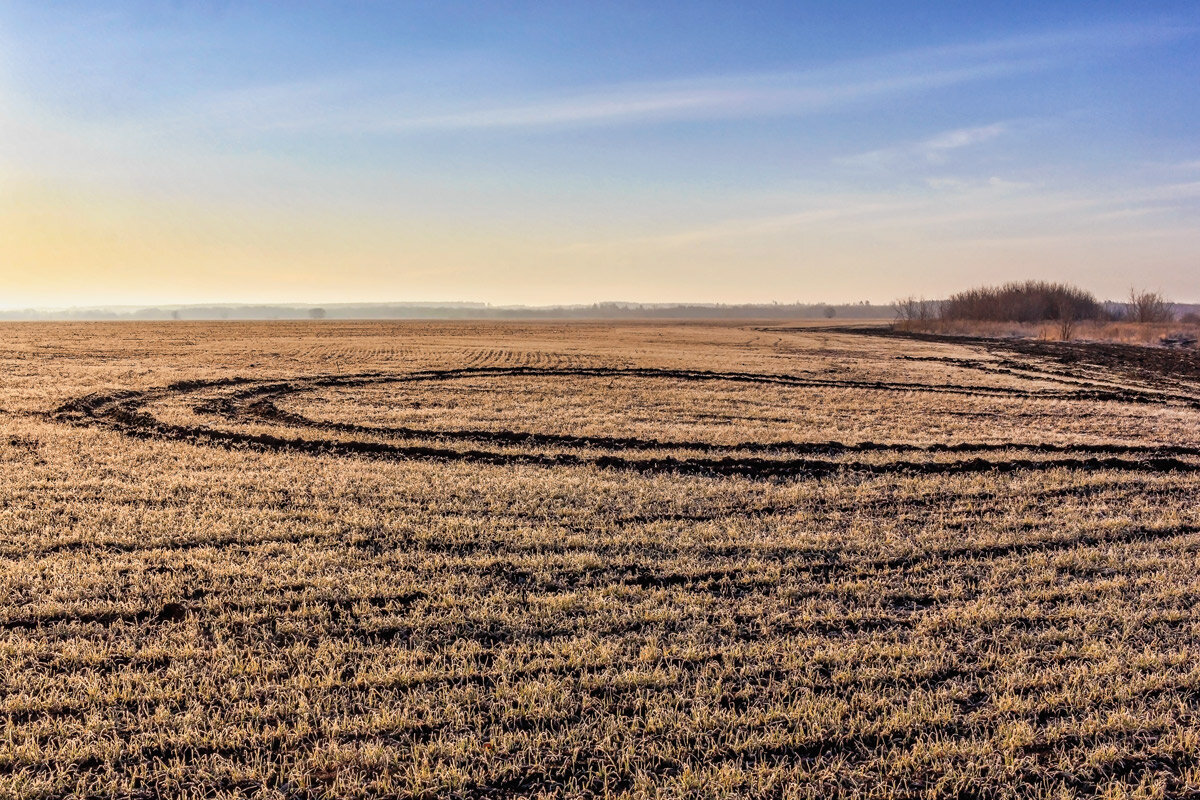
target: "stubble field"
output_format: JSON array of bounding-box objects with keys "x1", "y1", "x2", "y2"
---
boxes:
[{"x1": 2, "y1": 320, "x2": 1199, "y2": 799}]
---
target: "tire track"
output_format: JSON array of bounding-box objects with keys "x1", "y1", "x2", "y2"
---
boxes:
[
  {"x1": 231, "y1": 396, "x2": 1200, "y2": 460},
  {"x1": 796, "y1": 325, "x2": 1200, "y2": 400},
  {"x1": 50, "y1": 367, "x2": 1200, "y2": 479}
]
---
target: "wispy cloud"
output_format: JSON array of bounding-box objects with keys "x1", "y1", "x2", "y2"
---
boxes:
[
  {"x1": 839, "y1": 122, "x2": 1011, "y2": 168},
  {"x1": 558, "y1": 200, "x2": 914, "y2": 252},
  {"x1": 390, "y1": 65, "x2": 1032, "y2": 132},
  {"x1": 922, "y1": 124, "x2": 1010, "y2": 155},
  {"x1": 50, "y1": 19, "x2": 1193, "y2": 138},
  {"x1": 561, "y1": 178, "x2": 1200, "y2": 253},
  {"x1": 392, "y1": 21, "x2": 1194, "y2": 132},
  {"x1": 924, "y1": 175, "x2": 1032, "y2": 191}
]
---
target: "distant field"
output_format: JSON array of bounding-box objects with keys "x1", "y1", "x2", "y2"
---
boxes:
[{"x1": 2, "y1": 321, "x2": 1199, "y2": 799}]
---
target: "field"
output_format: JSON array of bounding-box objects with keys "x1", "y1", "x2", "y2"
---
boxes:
[{"x1": 2, "y1": 320, "x2": 1200, "y2": 799}]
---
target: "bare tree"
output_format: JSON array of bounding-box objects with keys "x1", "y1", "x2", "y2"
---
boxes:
[
  {"x1": 892, "y1": 297, "x2": 918, "y2": 328},
  {"x1": 1051, "y1": 295, "x2": 1078, "y2": 340},
  {"x1": 1057, "y1": 315, "x2": 1076, "y2": 341},
  {"x1": 1128, "y1": 288, "x2": 1173, "y2": 324},
  {"x1": 892, "y1": 296, "x2": 937, "y2": 330}
]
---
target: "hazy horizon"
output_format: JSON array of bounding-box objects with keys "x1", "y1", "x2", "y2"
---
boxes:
[
  {"x1": 3, "y1": 2, "x2": 1199, "y2": 307},
  {"x1": 5, "y1": 292, "x2": 1200, "y2": 320}
]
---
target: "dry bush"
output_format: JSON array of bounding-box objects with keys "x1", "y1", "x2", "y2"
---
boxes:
[{"x1": 1127, "y1": 288, "x2": 1175, "y2": 323}]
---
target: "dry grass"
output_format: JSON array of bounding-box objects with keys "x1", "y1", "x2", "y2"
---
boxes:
[
  {"x1": 898, "y1": 318, "x2": 1200, "y2": 346},
  {"x1": 2, "y1": 320, "x2": 1200, "y2": 799}
]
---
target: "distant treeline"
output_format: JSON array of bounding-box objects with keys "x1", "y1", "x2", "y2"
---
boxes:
[
  {"x1": 0, "y1": 301, "x2": 895, "y2": 321},
  {"x1": 896, "y1": 281, "x2": 1195, "y2": 330},
  {"x1": 6, "y1": 292, "x2": 1195, "y2": 324}
]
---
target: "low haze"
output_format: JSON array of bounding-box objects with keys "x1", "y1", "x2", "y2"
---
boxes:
[{"x1": 2, "y1": 1, "x2": 1198, "y2": 307}]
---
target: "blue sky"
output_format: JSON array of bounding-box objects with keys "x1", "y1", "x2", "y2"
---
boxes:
[{"x1": 2, "y1": 1, "x2": 1198, "y2": 306}]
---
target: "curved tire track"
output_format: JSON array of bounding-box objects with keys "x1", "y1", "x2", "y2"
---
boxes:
[{"x1": 52, "y1": 367, "x2": 1200, "y2": 479}]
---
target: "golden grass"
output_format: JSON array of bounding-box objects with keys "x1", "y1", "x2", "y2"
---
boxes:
[
  {"x1": 0, "y1": 320, "x2": 1198, "y2": 798},
  {"x1": 900, "y1": 318, "x2": 1200, "y2": 345}
]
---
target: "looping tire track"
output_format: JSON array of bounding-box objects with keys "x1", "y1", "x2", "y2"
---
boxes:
[{"x1": 49, "y1": 365, "x2": 1200, "y2": 479}]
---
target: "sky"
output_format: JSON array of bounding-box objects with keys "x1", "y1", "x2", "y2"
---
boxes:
[{"x1": 1, "y1": 1, "x2": 1198, "y2": 308}]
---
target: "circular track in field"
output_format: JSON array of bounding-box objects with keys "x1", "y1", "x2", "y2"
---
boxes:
[{"x1": 52, "y1": 366, "x2": 1200, "y2": 479}]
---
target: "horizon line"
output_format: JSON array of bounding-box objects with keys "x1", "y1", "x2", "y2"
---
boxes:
[{"x1": 3, "y1": 295, "x2": 1198, "y2": 315}]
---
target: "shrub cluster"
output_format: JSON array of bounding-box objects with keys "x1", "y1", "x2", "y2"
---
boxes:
[
  {"x1": 894, "y1": 283, "x2": 1178, "y2": 338},
  {"x1": 941, "y1": 281, "x2": 1101, "y2": 323}
]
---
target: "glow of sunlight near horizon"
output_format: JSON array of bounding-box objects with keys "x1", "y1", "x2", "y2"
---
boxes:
[{"x1": 1, "y1": 1, "x2": 1198, "y2": 309}]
